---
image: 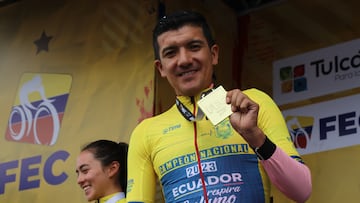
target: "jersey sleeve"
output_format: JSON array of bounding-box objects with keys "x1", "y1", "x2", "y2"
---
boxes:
[
  {"x1": 244, "y1": 88, "x2": 300, "y2": 159},
  {"x1": 244, "y1": 88, "x2": 312, "y2": 202},
  {"x1": 126, "y1": 120, "x2": 157, "y2": 203},
  {"x1": 261, "y1": 147, "x2": 312, "y2": 202}
]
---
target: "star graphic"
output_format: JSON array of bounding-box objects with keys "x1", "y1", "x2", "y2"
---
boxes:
[{"x1": 34, "y1": 31, "x2": 53, "y2": 54}]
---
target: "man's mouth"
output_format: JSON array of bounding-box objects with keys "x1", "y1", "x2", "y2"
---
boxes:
[{"x1": 179, "y1": 70, "x2": 197, "y2": 77}]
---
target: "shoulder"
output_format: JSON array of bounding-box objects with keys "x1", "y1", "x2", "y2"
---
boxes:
[
  {"x1": 243, "y1": 88, "x2": 282, "y2": 117},
  {"x1": 243, "y1": 88, "x2": 274, "y2": 103},
  {"x1": 136, "y1": 104, "x2": 178, "y2": 126},
  {"x1": 130, "y1": 105, "x2": 178, "y2": 136}
]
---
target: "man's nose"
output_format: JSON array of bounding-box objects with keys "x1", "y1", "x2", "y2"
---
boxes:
[{"x1": 177, "y1": 48, "x2": 192, "y2": 67}]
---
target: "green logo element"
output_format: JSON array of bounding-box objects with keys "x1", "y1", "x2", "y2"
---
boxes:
[{"x1": 215, "y1": 119, "x2": 232, "y2": 139}]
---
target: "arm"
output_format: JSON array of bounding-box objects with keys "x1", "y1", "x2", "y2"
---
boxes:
[
  {"x1": 126, "y1": 122, "x2": 156, "y2": 203},
  {"x1": 226, "y1": 88, "x2": 312, "y2": 202},
  {"x1": 261, "y1": 145, "x2": 312, "y2": 203},
  {"x1": 252, "y1": 134, "x2": 311, "y2": 202}
]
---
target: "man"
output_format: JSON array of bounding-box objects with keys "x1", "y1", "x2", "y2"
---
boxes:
[{"x1": 127, "y1": 10, "x2": 311, "y2": 203}]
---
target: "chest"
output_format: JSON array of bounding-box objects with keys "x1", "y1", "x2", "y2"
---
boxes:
[{"x1": 149, "y1": 118, "x2": 251, "y2": 177}]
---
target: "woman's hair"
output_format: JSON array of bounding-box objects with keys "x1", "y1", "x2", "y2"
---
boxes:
[
  {"x1": 152, "y1": 10, "x2": 216, "y2": 60},
  {"x1": 81, "y1": 139, "x2": 128, "y2": 195}
]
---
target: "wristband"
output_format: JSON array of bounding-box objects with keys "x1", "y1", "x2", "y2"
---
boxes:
[{"x1": 252, "y1": 136, "x2": 276, "y2": 160}]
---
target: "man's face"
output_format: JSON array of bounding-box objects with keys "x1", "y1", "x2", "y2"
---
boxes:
[{"x1": 155, "y1": 25, "x2": 219, "y2": 96}]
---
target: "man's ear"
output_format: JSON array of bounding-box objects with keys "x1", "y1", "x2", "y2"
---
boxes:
[
  {"x1": 211, "y1": 44, "x2": 219, "y2": 66},
  {"x1": 154, "y1": 60, "x2": 166, "y2": 77}
]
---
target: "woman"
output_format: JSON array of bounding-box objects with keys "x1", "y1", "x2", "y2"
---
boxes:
[{"x1": 76, "y1": 139, "x2": 128, "y2": 203}]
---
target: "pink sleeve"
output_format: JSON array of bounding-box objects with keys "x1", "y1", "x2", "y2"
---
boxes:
[{"x1": 261, "y1": 147, "x2": 312, "y2": 203}]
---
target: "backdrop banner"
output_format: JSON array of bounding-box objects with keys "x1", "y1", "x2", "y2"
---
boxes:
[
  {"x1": 273, "y1": 38, "x2": 360, "y2": 105},
  {"x1": 0, "y1": 0, "x2": 156, "y2": 202},
  {"x1": 283, "y1": 93, "x2": 360, "y2": 155}
]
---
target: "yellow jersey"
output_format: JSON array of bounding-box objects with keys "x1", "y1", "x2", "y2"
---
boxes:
[{"x1": 127, "y1": 88, "x2": 302, "y2": 203}]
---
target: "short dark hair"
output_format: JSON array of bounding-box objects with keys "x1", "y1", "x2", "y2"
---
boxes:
[
  {"x1": 152, "y1": 10, "x2": 216, "y2": 60},
  {"x1": 82, "y1": 140, "x2": 128, "y2": 195}
]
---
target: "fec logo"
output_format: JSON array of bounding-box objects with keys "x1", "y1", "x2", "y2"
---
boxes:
[
  {"x1": 5, "y1": 73, "x2": 72, "y2": 146},
  {"x1": 285, "y1": 116, "x2": 314, "y2": 149},
  {"x1": 279, "y1": 64, "x2": 307, "y2": 93}
]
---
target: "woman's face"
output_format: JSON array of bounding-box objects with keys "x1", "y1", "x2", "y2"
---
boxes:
[{"x1": 76, "y1": 150, "x2": 110, "y2": 201}]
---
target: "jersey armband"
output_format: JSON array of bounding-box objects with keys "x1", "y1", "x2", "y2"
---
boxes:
[{"x1": 252, "y1": 136, "x2": 276, "y2": 160}]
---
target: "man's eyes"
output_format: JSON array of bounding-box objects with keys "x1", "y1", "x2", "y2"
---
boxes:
[
  {"x1": 162, "y1": 43, "x2": 202, "y2": 57},
  {"x1": 189, "y1": 44, "x2": 201, "y2": 50},
  {"x1": 164, "y1": 50, "x2": 176, "y2": 57}
]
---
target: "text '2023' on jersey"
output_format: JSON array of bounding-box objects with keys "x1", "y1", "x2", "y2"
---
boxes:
[{"x1": 127, "y1": 88, "x2": 302, "y2": 203}]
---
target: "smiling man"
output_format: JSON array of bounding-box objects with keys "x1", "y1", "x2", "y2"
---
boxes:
[{"x1": 126, "y1": 10, "x2": 312, "y2": 203}]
